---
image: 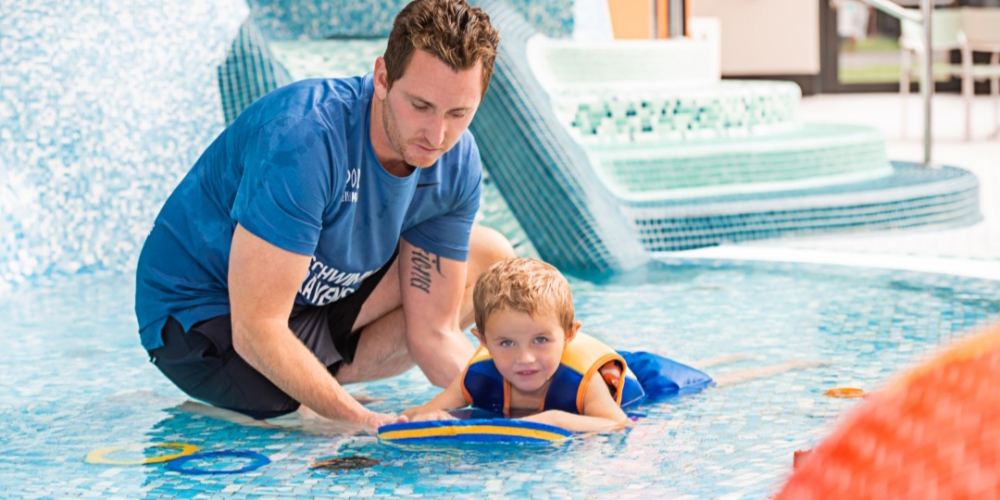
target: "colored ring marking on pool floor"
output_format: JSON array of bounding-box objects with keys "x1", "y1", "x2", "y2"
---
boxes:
[
  {"x1": 823, "y1": 387, "x2": 866, "y2": 398},
  {"x1": 165, "y1": 450, "x2": 271, "y2": 475},
  {"x1": 85, "y1": 442, "x2": 201, "y2": 465}
]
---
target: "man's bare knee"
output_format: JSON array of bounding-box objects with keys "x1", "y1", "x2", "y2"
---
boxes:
[
  {"x1": 460, "y1": 226, "x2": 515, "y2": 329},
  {"x1": 336, "y1": 309, "x2": 413, "y2": 384},
  {"x1": 469, "y1": 225, "x2": 516, "y2": 280}
]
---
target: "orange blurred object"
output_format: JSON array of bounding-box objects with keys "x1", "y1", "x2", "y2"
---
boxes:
[
  {"x1": 793, "y1": 449, "x2": 812, "y2": 470},
  {"x1": 607, "y1": 0, "x2": 689, "y2": 39},
  {"x1": 607, "y1": 0, "x2": 651, "y2": 39},
  {"x1": 777, "y1": 324, "x2": 1000, "y2": 500},
  {"x1": 823, "y1": 387, "x2": 865, "y2": 398}
]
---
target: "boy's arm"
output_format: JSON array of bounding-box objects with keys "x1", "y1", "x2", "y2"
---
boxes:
[
  {"x1": 521, "y1": 410, "x2": 628, "y2": 433},
  {"x1": 400, "y1": 372, "x2": 469, "y2": 421},
  {"x1": 521, "y1": 372, "x2": 630, "y2": 433}
]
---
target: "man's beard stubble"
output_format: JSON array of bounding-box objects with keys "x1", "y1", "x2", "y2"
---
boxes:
[{"x1": 380, "y1": 95, "x2": 417, "y2": 170}]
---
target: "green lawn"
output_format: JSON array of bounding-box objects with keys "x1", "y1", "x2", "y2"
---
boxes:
[
  {"x1": 845, "y1": 37, "x2": 901, "y2": 53},
  {"x1": 840, "y1": 63, "x2": 954, "y2": 84}
]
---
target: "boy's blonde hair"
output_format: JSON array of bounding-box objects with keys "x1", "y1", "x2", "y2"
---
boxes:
[{"x1": 473, "y1": 258, "x2": 575, "y2": 335}]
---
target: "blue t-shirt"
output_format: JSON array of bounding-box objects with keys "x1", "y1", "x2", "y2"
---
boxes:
[{"x1": 135, "y1": 74, "x2": 482, "y2": 351}]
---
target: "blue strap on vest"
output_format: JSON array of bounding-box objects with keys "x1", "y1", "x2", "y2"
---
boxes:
[
  {"x1": 541, "y1": 365, "x2": 585, "y2": 413},
  {"x1": 463, "y1": 360, "x2": 507, "y2": 414}
]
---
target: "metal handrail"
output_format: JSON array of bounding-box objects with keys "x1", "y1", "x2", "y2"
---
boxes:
[
  {"x1": 859, "y1": 0, "x2": 922, "y2": 23},
  {"x1": 856, "y1": 0, "x2": 933, "y2": 166}
]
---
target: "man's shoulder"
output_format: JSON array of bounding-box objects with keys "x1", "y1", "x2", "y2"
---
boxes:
[
  {"x1": 281, "y1": 75, "x2": 369, "y2": 109},
  {"x1": 242, "y1": 75, "x2": 370, "y2": 133},
  {"x1": 269, "y1": 75, "x2": 367, "y2": 102}
]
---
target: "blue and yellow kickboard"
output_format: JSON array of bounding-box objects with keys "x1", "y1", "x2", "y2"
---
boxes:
[{"x1": 377, "y1": 419, "x2": 573, "y2": 445}]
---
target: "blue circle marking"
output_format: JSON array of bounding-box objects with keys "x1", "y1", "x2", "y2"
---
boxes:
[{"x1": 166, "y1": 450, "x2": 270, "y2": 475}]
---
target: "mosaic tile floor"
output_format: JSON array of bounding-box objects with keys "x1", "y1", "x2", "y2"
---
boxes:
[{"x1": 2, "y1": 260, "x2": 998, "y2": 499}]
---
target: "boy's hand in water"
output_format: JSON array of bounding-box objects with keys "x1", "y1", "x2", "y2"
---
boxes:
[
  {"x1": 409, "y1": 410, "x2": 456, "y2": 422},
  {"x1": 400, "y1": 406, "x2": 456, "y2": 422}
]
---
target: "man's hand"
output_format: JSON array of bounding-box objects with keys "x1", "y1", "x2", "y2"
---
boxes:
[
  {"x1": 411, "y1": 410, "x2": 455, "y2": 422},
  {"x1": 364, "y1": 411, "x2": 408, "y2": 432},
  {"x1": 229, "y1": 225, "x2": 380, "y2": 426},
  {"x1": 399, "y1": 406, "x2": 423, "y2": 421},
  {"x1": 398, "y1": 376, "x2": 468, "y2": 424}
]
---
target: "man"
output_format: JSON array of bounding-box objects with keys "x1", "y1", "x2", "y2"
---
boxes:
[{"x1": 135, "y1": 0, "x2": 510, "y2": 431}]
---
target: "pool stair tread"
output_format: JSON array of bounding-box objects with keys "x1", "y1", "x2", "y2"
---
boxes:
[
  {"x1": 626, "y1": 162, "x2": 981, "y2": 252},
  {"x1": 588, "y1": 123, "x2": 890, "y2": 197},
  {"x1": 622, "y1": 162, "x2": 976, "y2": 209}
]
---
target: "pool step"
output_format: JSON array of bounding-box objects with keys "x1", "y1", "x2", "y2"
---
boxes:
[
  {"x1": 590, "y1": 123, "x2": 890, "y2": 197},
  {"x1": 626, "y1": 162, "x2": 981, "y2": 252}
]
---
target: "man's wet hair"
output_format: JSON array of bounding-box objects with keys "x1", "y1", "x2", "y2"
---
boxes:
[{"x1": 384, "y1": 0, "x2": 500, "y2": 98}]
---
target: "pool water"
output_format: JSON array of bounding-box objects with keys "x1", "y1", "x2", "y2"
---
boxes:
[{"x1": 2, "y1": 260, "x2": 998, "y2": 499}]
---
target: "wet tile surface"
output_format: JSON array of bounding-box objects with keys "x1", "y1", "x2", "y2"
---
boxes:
[{"x1": 2, "y1": 260, "x2": 998, "y2": 499}]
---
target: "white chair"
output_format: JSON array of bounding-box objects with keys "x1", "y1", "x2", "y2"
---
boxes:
[
  {"x1": 899, "y1": 9, "x2": 962, "y2": 139},
  {"x1": 958, "y1": 7, "x2": 1000, "y2": 139},
  {"x1": 900, "y1": 8, "x2": 1000, "y2": 141}
]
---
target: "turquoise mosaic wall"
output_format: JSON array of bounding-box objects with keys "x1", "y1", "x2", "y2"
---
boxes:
[
  {"x1": 0, "y1": 0, "x2": 247, "y2": 291},
  {"x1": 505, "y1": 0, "x2": 575, "y2": 38},
  {"x1": 248, "y1": 0, "x2": 574, "y2": 40},
  {"x1": 247, "y1": 0, "x2": 406, "y2": 40},
  {"x1": 0, "y1": 0, "x2": 569, "y2": 289}
]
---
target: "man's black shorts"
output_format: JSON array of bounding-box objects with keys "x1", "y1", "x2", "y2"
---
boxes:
[{"x1": 147, "y1": 247, "x2": 398, "y2": 420}]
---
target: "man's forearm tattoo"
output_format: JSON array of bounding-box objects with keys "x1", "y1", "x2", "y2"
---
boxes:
[{"x1": 409, "y1": 248, "x2": 443, "y2": 294}]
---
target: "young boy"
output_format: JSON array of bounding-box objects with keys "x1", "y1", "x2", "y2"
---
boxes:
[
  {"x1": 401, "y1": 258, "x2": 824, "y2": 433},
  {"x1": 401, "y1": 258, "x2": 702, "y2": 432}
]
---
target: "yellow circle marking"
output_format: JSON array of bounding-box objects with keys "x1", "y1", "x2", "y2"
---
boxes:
[
  {"x1": 85, "y1": 442, "x2": 201, "y2": 465},
  {"x1": 823, "y1": 387, "x2": 865, "y2": 399}
]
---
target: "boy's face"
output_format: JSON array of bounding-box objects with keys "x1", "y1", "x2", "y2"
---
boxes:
[{"x1": 473, "y1": 308, "x2": 580, "y2": 396}]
